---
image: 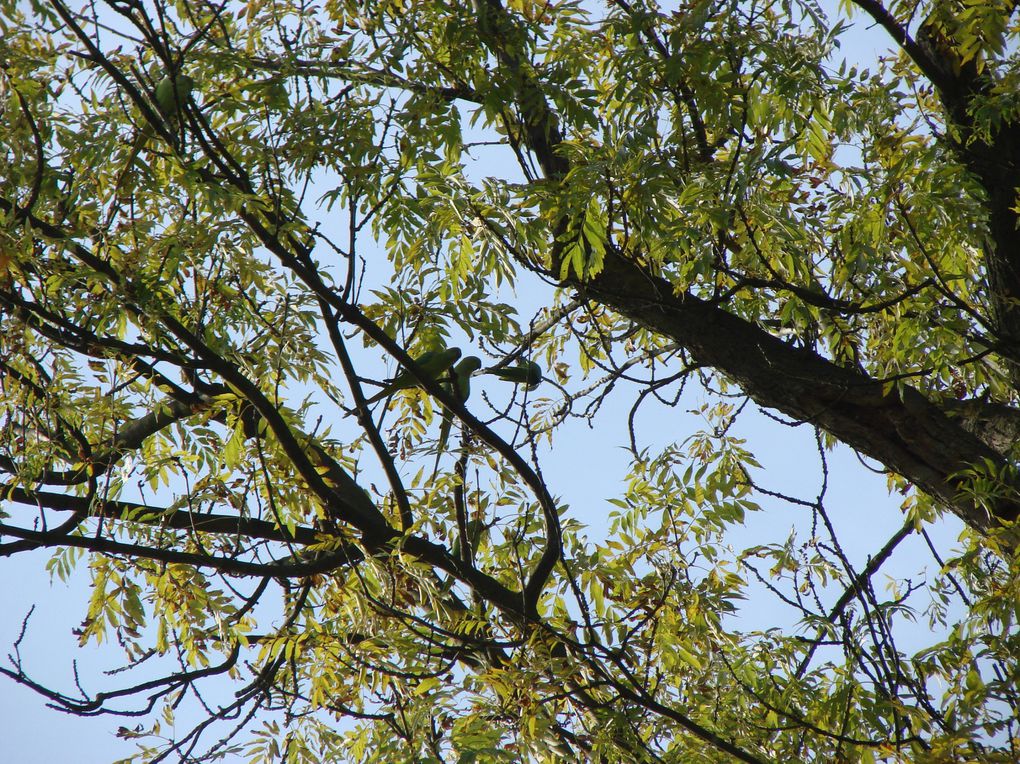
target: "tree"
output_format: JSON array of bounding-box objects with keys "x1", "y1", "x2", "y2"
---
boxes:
[{"x1": 1, "y1": 0, "x2": 1018, "y2": 760}]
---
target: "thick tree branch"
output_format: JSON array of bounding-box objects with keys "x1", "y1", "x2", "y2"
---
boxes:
[
  {"x1": 575, "y1": 251, "x2": 1017, "y2": 530},
  {"x1": 485, "y1": 0, "x2": 1020, "y2": 534}
]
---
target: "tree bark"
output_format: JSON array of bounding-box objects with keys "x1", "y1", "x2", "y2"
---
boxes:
[
  {"x1": 574, "y1": 250, "x2": 1019, "y2": 531},
  {"x1": 479, "y1": 0, "x2": 1020, "y2": 535}
]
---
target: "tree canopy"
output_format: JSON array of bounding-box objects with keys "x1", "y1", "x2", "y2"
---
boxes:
[{"x1": 1, "y1": 0, "x2": 1019, "y2": 761}]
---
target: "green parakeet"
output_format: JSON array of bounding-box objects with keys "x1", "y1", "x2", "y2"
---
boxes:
[
  {"x1": 367, "y1": 347, "x2": 462, "y2": 403},
  {"x1": 450, "y1": 355, "x2": 482, "y2": 401},
  {"x1": 452, "y1": 517, "x2": 489, "y2": 562},
  {"x1": 304, "y1": 440, "x2": 379, "y2": 525},
  {"x1": 434, "y1": 356, "x2": 482, "y2": 467},
  {"x1": 119, "y1": 72, "x2": 195, "y2": 188},
  {"x1": 488, "y1": 360, "x2": 542, "y2": 389},
  {"x1": 136, "y1": 74, "x2": 194, "y2": 146},
  {"x1": 154, "y1": 74, "x2": 195, "y2": 117}
]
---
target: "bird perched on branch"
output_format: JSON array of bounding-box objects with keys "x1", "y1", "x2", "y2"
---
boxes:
[
  {"x1": 487, "y1": 359, "x2": 542, "y2": 389},
  {"x1": 367, "y1": 347, "x2": 462, "y2": 404},
  {"x1": 153, "y1": 73, "x2": 195, "y2": 117},
  {"x1": 131, "y1": 72, "x2": 195, "y2": 153},
  {"x1": 434, "y1": 355, "x2": 483, "y2": 469},
  {"x1": 118, "y1": 71, "x2": 195, "y2": 191}
]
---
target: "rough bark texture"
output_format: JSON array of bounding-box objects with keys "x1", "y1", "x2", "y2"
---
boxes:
[{"x1": 574, "y1": 250, "x2": 1019, "y2": 531}]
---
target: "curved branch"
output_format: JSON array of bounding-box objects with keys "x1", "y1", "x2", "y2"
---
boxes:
[
  {"x1": 1, "y1": 643, "x2": 241, "y2": 717},
  {"x1": 0, "y1": 395, "x2": 200, "y2": 488},
  {"x1": 0, "y1": 487, "x2": 322, "y2": 547},
  {"x1": 0, "y1": 521, "x2": 301, "y2": 577},
  {"x1": 794, "y1": 519, "x2": 915, "y2": 677}
]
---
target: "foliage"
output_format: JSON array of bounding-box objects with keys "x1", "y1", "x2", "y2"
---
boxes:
[{"x1": 1, "y1": 0, "x2": 1019, "y2": 761}]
